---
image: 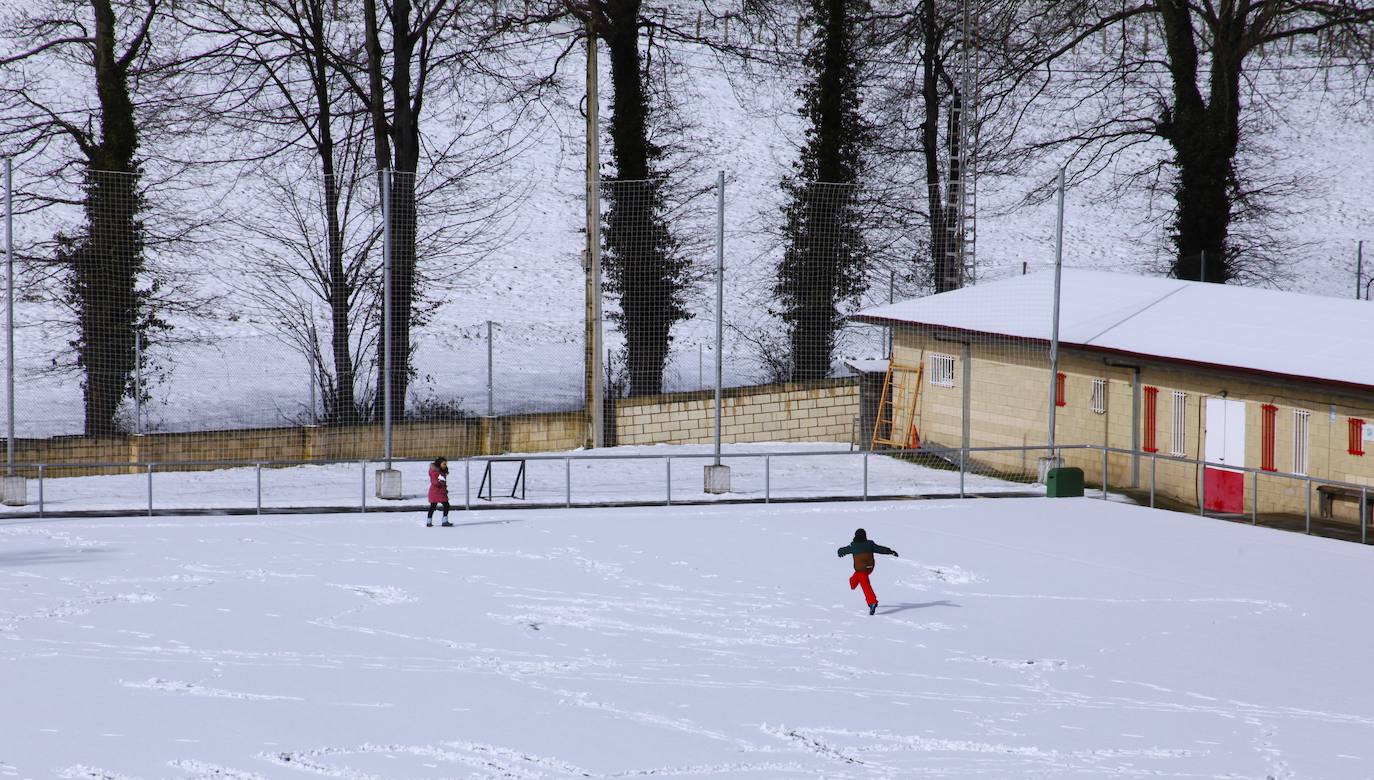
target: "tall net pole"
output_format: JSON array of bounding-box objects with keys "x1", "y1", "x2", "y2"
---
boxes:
[
  {"x1": 4, "y1": 157, "x2": 12, "y2": 475},
  {"x1": 381, "y1": 169, "x2": 393, "y2": 468},
  {"x1": 713, "y1": 171, "x2": 724, "y2": 467}
]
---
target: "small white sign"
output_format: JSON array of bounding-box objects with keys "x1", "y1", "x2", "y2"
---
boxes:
[{"x1": 1364, "y1": 423, "x2": 1374, "y2": 443}]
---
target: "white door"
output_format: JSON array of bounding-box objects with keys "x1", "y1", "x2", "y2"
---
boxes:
[
  {"x1": 1204, "y1": 397, "x2": 1246, "y2": 468},
  {"x1": 1203, "y1": 397, "x2": 1246, "y2": 514}
]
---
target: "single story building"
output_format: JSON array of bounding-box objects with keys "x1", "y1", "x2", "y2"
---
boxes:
[{"x1": 851, "y1": 270, "x2": 1374, "y2": 522}]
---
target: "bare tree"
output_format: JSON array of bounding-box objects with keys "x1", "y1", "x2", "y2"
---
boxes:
[
  {"x1": 180, "y1": 0, "x2": 381, "y2": 424},
  {"x1": 180, "y1": 0, "x2": 525, "y2": 423},
  {"x1": 1014, "y1": 1, "x2": 1374, "y2": 283}
]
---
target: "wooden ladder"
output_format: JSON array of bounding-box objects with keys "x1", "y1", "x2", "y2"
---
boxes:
[{"x1": 870, "y1": 358, "x2": 924, "y2": 451}]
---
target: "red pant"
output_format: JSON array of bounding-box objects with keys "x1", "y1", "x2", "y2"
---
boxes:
[{"x1": 849, "y1": 570, "x2": 877, "y2": 605}]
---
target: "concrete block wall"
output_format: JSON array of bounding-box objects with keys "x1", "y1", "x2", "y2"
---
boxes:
[
  {"x1": 7, "y1": 412, "x2": 587, "y2": 477},
  {"x1": 614, "y1": 379, "x2": 859, "y2": 446}
]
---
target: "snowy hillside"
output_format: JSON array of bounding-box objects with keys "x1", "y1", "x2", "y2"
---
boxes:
[
  {"x1": 4, "y1": 498, "x2": 1373, "y2": 777},
  {"x1": 5, "y1": 12, "x2": 1373, "y2": 438}
]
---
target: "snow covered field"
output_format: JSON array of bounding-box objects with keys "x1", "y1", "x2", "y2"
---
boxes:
[
  {"x1": 0, "y1": 443, "x2": 1032, "y2": 516},
  {"x1": 4, "y1": 497, "x2": 1373, "y2": 778}
]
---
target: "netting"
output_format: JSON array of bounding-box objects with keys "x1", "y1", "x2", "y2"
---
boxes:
[{"x1": 0, "y1": 166, "x2": 1049, "y2": 469}]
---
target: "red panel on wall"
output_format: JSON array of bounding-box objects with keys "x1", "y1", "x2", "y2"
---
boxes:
[{"x1": 1203, "y1": 467, "x2": 1245, "y2": 514}]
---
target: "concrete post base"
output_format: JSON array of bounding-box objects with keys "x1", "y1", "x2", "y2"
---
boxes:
[
  {"x1": 1, "y1": 475, "x2": 26, "y2": 507},
  {"x1": 1036, "y1": 456, "x2": 1064, "y2": 485},
  {"x1": 704, "y1": 464, "x2": 731, "y2": 495},
  {"x1": 374, "y1": 468, "x2": 403, "y2": 500}
]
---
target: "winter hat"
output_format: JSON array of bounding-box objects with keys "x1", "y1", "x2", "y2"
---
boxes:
[{"x1": 853, "y1": 528, "x2": 867, "y2": 542}]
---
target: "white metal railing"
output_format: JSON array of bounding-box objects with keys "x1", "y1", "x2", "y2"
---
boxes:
[{"x1": 3, "y1": 444, "x2": 1369, "y2": 546}]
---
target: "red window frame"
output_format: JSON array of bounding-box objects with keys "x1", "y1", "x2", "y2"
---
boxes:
[
  {"x1": 1055, "y1": 372, "x2": 1066, "y2": 407},
  {"x1": 1142, "y1": 386, "x2": 1159, "y2": 453},
  {"x1": 1260, "y1": 404, "x2": 1277, "y2": 472},
  {"x1": 1349, "y1": 418, "x2": 1366, "y2": 457}
]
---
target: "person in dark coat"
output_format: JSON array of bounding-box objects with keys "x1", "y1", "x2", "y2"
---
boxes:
[
  {"x1": 427, "y1": 457, "x2": 452, "y2": 527},
  {"x1": 837, "y1": 528, "x2": 898, "y2": 615}
]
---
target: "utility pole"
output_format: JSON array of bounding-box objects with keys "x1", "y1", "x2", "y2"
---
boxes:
[
  {"x1": 584, "y1": 18, "x2": 604, "y2": 449},
  {"x1": 1358, "y1": 241, "x2": 1364, "y2": 300},
  {"x1": 3, "y1": 158, "x2": 23, "y2": 505}
]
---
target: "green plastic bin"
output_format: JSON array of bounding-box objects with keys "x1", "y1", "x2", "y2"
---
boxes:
[{"x1": 1046, "y1": 467, "x2": 1084, "y2": 497}]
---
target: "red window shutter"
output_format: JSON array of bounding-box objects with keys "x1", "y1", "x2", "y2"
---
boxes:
[
  {"x1": 1261, "y1": 404, "x2": 1277, "y2": 472},
  {"x1": 1350, "y1": 418, "x2": 1366, "y2": 456},
  {"x1": 1056, "y1": 372, "x2": 1066, "y2": 407},
  {"x1": 1142, "y1": 387, "x2": 1158, "y2": 453}
]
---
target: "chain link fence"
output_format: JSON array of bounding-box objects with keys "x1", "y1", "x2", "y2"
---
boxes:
[{"x1": 3, "y1": 168, "x2": 995, "y2": 449}]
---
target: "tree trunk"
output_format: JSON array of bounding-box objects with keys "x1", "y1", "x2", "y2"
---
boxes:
[
  {"x1": 75, "y1": 0, "x2": 144, "y2": 436},
  {"x1": 384, "y1": 0, "x2": 419, "y2": 419},
  {"x1": 309, "y1": 0, "x2": 358, "y2": 425},
  {"x1": 921, "y1": 0, "x2": 960, "y2": 294}
]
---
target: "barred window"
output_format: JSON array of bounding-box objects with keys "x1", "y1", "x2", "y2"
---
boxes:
[
  {"x1": 1170, "y1": 391, "x2": 1187, "y2": 456},
  {"x1": 1090, "y1": 378, "x2": 1107, "y2": 415},
  {"x1": 1293, "y1": 409, "x2": 1310, "y2": 475},
  {"x1": 929, "y1": 354, "x2": 955, "y2": 387}
]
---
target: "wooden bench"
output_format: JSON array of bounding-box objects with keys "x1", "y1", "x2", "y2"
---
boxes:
[{"x1": 1316, "y1": 484, "x2": 1373, "y2": 522}]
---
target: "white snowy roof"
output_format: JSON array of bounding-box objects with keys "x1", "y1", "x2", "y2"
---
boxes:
[
  {"x1": 843, "y1": 358, "x2": 890, "y2": 375},
  {"x1": 853, "y1": 269, "x2": 1374, "y2": 390}
]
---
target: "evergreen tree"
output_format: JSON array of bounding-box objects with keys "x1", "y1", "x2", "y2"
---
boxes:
[
  {"x1": 599, "y1": 0, "x2": 690, "y2": 398},
  {"x1": 777, "y1": 0, "x2": 874, "y2": 381}
]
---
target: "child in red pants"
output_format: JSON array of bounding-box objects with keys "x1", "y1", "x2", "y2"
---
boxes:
[{"x1": 837, "y1": 528, "x2": 898, "y2": 615}]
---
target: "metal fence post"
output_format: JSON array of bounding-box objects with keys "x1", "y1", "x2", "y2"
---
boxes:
[
  {"x1": 565, "y1": 457, "x2": 572, "y2": 508},
  {"x1": 1199, "y1": 462, "x2": 1206, "y2": 517},
  {"x1": 666, "y1": 458, "x2": 672, "y2": 506},
  {"x1": 37, "y1": 464, "x2": 43, "y2": 516},
  {"x1": 256, "y1": 463, "x2": 262, "y2": 515},
  {"x1": 1305, "y1": 477, "x2": 1312, "y2": 534},
  {"x1": 1250, "y1": 470, "x2": 1258, "y2": 525},
  {"x1": 1362, "y1": 486, "x2": 1368, "y2": 545},
  {"x1": 1150, "y1": 454, "x2": 1156, "y2": 508},
  {"x1": 464, "y1": 458, "x2": 471, "y2": 511},
  {"x1": 147, "y1": 463, "x2": 153, "y2": 516},
  {"x1": 1101, "y1": 448, "x2": 1109, "y2": 499},
  {"x1": 862, "y1": 453, "x2": 868, "y2": 501},
  {"x1": 360, "y1": 460, "x2": 366, "y2": 513},
  {"x1": 764, "y1": 455, "x2": 770, "y2": 503},
  {"x1": 959, "y1": 447, "x2": 966, "y2": 499}
]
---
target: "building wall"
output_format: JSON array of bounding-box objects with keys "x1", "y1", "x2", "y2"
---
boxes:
[
  {"x1": 891, "y1": 327, "x2": 1374, "y2": 521},
  {"x1": 613, "y1": 379, "x2": 859, "y2": 446}
]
